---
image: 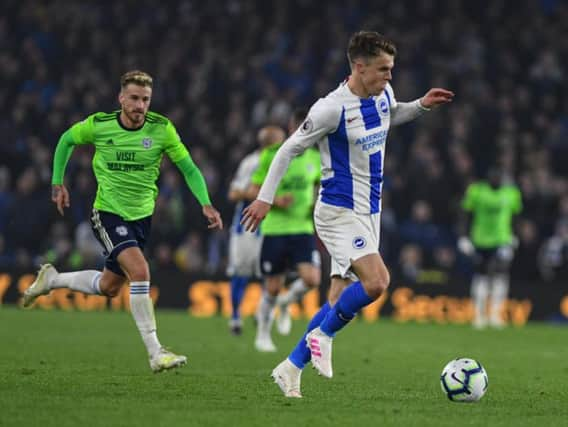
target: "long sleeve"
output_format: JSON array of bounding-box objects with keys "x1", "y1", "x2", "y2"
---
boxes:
[
  {"x1": 51, "y1": 129, "x2": 76, "y2": 185},
  {"x1": 257, "y1": 98, "x2": 340, "y2": 204},
  {"x1": 390, "y1": 99, "x2": 430, "y2": 126},
  {"x1": 175, "y1": 154, "x2": 212, "y2": 206}
]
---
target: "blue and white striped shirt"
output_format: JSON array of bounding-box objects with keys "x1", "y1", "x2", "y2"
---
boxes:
[{"x1": 257, "y1": 81, "x2": 427, "y2": 215}]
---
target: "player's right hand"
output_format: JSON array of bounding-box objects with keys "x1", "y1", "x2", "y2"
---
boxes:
[
  {"x1": 51, "y1": 184, "x2": 70, "y2": 216},
  {"x1": 202, "y1": 205, "x2": 223, "y2": 230},
  {"x1": 241, "y1": 199, "x2": 271, "y2": 233}
]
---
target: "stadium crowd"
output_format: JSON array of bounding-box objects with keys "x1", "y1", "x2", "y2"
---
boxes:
[{"x1": 1, "y1": 0, "x2": 567, "y2": 284}]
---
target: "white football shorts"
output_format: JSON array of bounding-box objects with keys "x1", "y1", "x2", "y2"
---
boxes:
[
  {"x1": 314, "y1": 200, "x2": 380, "y2": 281},
  {"x1": 226, "y1": 231, "x2": 263, "y2": 277}
]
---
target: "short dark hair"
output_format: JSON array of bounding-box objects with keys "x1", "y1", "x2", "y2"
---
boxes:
[
  {"x1": 120, "y1": 70, "x2": 153, "y2": 89},
  {"x1": 347, "y1": 31, "x2": 397, "y2": 64}
]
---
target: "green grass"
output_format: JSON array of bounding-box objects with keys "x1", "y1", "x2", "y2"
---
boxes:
[{"x1": 0, "y1": 307, "x2": 567, "y2": 427}]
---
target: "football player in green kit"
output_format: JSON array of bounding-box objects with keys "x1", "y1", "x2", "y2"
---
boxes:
[
  {"x1": 23, "y1": 70, "x2": 223, "y2": 372},
  {"x1": 459, "y1": 167, "x2": 522, "y2": 328},
  {"x1": 249, "y1": 119, "x2": 321, "y2": 353}
]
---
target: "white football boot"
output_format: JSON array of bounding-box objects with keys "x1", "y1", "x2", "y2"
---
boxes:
[
  {"x1": 271, "y1": 359, "x2": 302, "y2": 398},
  {"x1": 149, "y1": 348, "x2": 187, "y2": 373},
  {"x1": 22, "y1": 264, "x2": 58, "y2": 308},
  {"x1": 306, "y1": 327, "x2": 333, "y2": 378}
]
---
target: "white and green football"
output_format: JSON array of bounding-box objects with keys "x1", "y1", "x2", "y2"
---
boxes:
[{"x1": 440, "y1": 358, "x2": 488, "y2": 402}]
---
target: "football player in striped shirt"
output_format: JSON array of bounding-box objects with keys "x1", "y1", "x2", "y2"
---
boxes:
[{"x1": 242, "y1": 31, "x2": 454, "y2": 397}]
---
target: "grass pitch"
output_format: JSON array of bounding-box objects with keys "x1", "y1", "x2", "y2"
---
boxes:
[{"x1": 0, "y1": 307, "x2": 566, "y2": 427}]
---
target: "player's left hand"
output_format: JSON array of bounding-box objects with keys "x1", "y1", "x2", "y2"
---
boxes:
[
  {"x1": 241, "y1": 199, "x2": 272, "y2": 233},
  {"x1": 202, "y1": 205, "x2": 223, "y2": 230},
  {"x1": 420, "y1": 88, "x2": 455, "y2": 108}
]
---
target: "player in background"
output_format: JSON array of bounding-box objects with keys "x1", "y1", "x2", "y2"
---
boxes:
[
  {"x1": 226, "y1": 126, "x2": 279, "y2": 335},
  {"x1": 248, "y1": 112, "x2": 321, "y2": 353},
  {"x1": 242, "y1": 31, "x2": 454, "y2": 397},
  {"x1": 272, "y1": 108, "x2": 320, "y2": 338},
  {"x1": 23, "y1": 70, "x2": 223, "y2": 372},
  {"x1": 458, "y1": 167, "x2": 522, "y2": 328}
]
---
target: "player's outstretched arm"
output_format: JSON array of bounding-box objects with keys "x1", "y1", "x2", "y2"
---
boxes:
[
  {"x1": 391, "y1": 88, "x2": 455, "y2": 126},
  {"x1": 420, "y1": 88, "x2": 455, "y2": 108}
]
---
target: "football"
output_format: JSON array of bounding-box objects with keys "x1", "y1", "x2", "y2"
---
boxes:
[{"x1": 440, "y1": 358, "x2": 488, "y2": 402}]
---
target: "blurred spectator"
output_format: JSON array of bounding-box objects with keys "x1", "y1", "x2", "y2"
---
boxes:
[
  {"x1": 151, "y1": 242, "x2": 177, "y2": 272},
  {"x1": 74, "y1": 220, "x2": 105, "y2": 269},
  {"x1": 378, "y1": 192, "x2": 398, "y2": 265},
  {"x1": 399, "y1": 200, "x2": 451, "y2": 251},
  {"x1": 0, "y1": 166, "x2": 13, "y2": 233},
  {"x1": 5, "y1": 167, "x2": 51, "y2": 256},
  {"x1": 397, "y1": 244, "x2": 424, "y2": 285},
  {"x1": 430, "y1": 246, "x2": 462, "y2": 284},
  {"x1": 174, "y1": 232, "x2": 206, "y2": 273},
  {"x1": 511, "y1": 218, "x2": 542, "y2": 282},
  {"x1": 539, "y1": 219, "x2": 568, "y2": 281},
  {"x1": 69, "y1": 170, "x2": 96, "y2": 227},
  {"x1": 0, "y1": 234, "x2": 15, "y2": 269}
]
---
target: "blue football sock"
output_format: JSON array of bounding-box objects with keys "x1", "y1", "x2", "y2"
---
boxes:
[
  {"x1": 319, "y1": 281, "x2": 374, "y2": 337},
  {"x1": 230, "y1": 276, "x2": 248, "y2": 320},
  {"x1": 288, "y1": 302, "x2": 331, "y2": 369}
]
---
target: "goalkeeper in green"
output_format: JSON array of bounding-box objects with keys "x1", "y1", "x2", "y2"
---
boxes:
[
  {"x1": 459, "y1": 167, "x2": 522, "y2": 328},
  {"x1": 23, "y1": 70, "x2": 223, "y2": 372}
]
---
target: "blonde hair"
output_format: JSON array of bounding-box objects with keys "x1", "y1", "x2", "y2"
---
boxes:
[{"x1": 120, "y1": 70, "x2": 153, "y2": 89}]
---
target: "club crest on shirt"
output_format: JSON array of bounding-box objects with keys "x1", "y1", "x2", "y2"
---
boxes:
[
  {"x1": 300, "y1": 118, "x2": 313, "y2": 134},
  {"x1": 352, "y1": 236, "x2": 367, "y2": 249},
  {"x1": 379, "y1": 99, "x2": 389, "y2": 117},
  {"x1": 141, "y1": 137, "x2": 152, "y2": 149},
  {"x1": 263, "y1": 261, "x2": 272, "y2": 273},
  {"x1": 115, "y1": 226, "x2": 128, "y2": 236}
]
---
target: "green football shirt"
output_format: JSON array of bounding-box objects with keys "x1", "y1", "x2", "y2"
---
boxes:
[
  {"x1": 461, "y1": 181, "x2": 522, "y2": 248},
  {"x1": 68, "y1": 111, "x2": 189, "y2": 220},
  {"x1": 251, "y1": 144, "x2": 320, "y2": 235}
]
